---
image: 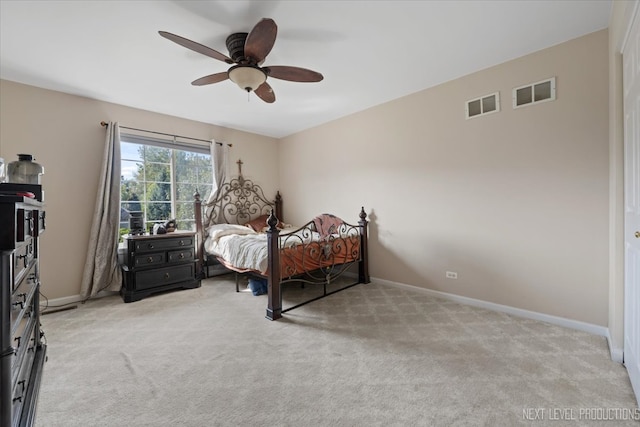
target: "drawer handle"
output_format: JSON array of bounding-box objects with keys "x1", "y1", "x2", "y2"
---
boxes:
[
  {"x1": 147, "y1": 257, "x2": 154, "y2": 263},
  {"x1": 14, "y1": 336, "x2": 21, "y2": 348},
  {"x1": 18, "y1": 253, "x2": 28, "y2": 268},
  {"x1": 148, "y1": 243, "x2": 154, "y2": 249},
  {"x1": 18, "y1": 380, "x2": 26, "y2": 393},
  {"x1": 179, "y1": 253, "x2": 185, "y2": 259},
  {"x1": 164, "y1": 273, "x2": 170, "y2": 280},
  {"x1": 179, "y1": 240, "x2": 185, "y2": 246},
  {"x1": 13, "y1": 292, "x2": 27, "y2": 308}
]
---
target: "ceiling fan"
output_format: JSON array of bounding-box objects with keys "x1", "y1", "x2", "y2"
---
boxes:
[{"x1": 159, "y1": 18, "x2": 323, "y2": 103}]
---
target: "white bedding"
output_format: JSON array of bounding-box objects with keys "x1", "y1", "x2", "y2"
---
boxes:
[{"x1": 204, "y1": 224, "x2": 320, "y2": 273}]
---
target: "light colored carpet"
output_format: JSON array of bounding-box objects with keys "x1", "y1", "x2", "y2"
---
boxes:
[{"x1": 35, "y1": 277, "x2": 638, "y2": 426}]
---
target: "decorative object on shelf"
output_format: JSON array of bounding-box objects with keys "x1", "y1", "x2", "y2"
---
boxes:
[
  {"x1": 128, "y1": 211, "x2": 144, "y2": 236},
  {"x1": 6, "y1": 154, "x2": 44, "y2": 185},
  {"x1": 152, "y1": 223, "x2": 167, "y2": 235},
  {"x1": 164, "y1": 219, "x2": 177, "y2": 232}
]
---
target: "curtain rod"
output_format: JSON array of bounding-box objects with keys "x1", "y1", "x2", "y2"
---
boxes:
[{"x1": 99, "y1": 121, "x2": 231, "y2": 147}]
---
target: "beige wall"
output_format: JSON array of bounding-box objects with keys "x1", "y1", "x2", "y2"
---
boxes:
[
  {"x1": 0, "y1": 80, "x2": 278, "y2": 299},
  {"x1": 279, "y1": 30, "x2": 610, "y2": 326}
]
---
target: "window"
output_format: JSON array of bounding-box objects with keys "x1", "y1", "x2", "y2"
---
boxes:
[
  {"x1": 512, "y1": 77, "x2": 556, "y2": 108},
  {"x1": 119, "y1": 134, "x2": 213, "y2": 233},
  {"x1": 465, "y1": 92, "x2": 500, "y2": 119}
]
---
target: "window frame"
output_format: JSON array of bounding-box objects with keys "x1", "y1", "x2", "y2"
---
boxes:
[
  {"x1": 512, "y1": 77, "x2": 556, "y2": 109},
  {"x1": 465, "y1": 92, "x2": 501, "y2": 119}
]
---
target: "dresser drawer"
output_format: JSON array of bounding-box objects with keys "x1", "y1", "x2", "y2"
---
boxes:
[
  {"x1": 16, "y1": 208, "x2": 35, "y2": 244},
  {"x1": 11, "y1": 260, "x2": 36, "y2": 301},
  {"x1": 11, "y1": 324, "x2": 37, "y2": 424},
  {"x1": 134, "y1": 236, "x2": 193, "y2": 253},
  {"x1": 12, "y1": 241, "x2": 34, "y2": 291},
  {"x1": 133, "y1": 252, "x2": 165, "y2": 267},
  {"x1": 10, "y1": 305, "x2": 35, "y2": 380},
  {"x1": 135, "y1": 264, "x2": 195, "y2": 290},
  {"x1": 37, "y1": 210, "x2": 46, "y2": 235},
  {"x1": 167, "y1": 248, "x2": 194, "y2": 264},
  {"x1": 11, "y1": 267, "x2": 37, "y2": 333}
]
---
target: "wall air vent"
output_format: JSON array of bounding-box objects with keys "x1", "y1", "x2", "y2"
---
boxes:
[
  {"x1": 465, "y1": 92, "x2": 500, "y2": 119},
  {"x1": 512, "y1": 77, "x2": 556, "y2": 109}
]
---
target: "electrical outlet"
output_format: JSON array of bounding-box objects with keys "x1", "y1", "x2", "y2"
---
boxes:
[{"x1": 446, "y1": 271, "x2": 458, "y2": 279}]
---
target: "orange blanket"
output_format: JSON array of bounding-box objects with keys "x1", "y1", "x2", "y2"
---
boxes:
[
  {"x1": 279, "y1": 234, "x2": 361, "y2": 279},
  {"x1": 216, "y1": 233, "x2": 361, "y2": 280}
]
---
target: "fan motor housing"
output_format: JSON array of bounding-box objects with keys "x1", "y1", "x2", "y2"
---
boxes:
[{"x1": 226, "y1": 32, "x2": 248, "y2": 63}]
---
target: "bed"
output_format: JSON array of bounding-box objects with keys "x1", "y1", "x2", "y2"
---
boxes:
[{"x1": 193, "y1": 174, "x2": 370, "y2": 320}]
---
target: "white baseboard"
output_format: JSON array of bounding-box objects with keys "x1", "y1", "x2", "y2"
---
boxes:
[
  {"x1": 607, "y1": 330, "x2": 624, "y2": 363},
  {"x1": 41, "y1": 294, "x2": 82, "y2": 308},
  {"x1": 41, "y1": 290, "x2": 118, "y2": 309},
  {"x1": 373, "y1": 277, "x2": 611, "y2": 338}
]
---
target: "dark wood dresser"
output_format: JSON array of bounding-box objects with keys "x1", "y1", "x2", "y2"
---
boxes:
[
  {"x1": 118, "y1": 231, "x2": 201, "y2": 302},
  {"x1": 0, "y1": 195, "x2": 47, "y2": 427}
]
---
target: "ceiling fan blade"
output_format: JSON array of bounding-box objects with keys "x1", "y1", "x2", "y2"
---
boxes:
[
  {"x1": 191, "y1": 72, "x2": 229, "y2": 86},
  {"x1": 159, "y1": 31, "x2": 233, "y2": 64},
  {"x1": 244, "y1": 18, "x2": 277, "y2": 64},
  {"x1": 265, "y1": 66, "x2": 324, "y2": 82},
  {"x1": 254, "y1": 82, "x2": 276, "y2": 103}
]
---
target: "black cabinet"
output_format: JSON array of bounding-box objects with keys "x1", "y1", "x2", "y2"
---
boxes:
[
  {"x1": 1, "y1": 195, "x2": 47, "y2": 427},
  {"x1": 119, "y1": 231, "x2": 201, "y2": 302}
]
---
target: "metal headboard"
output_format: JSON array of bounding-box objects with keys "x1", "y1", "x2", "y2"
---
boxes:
[{"x1": 203, "y1": 175, "x2": 281, "y2": 227}]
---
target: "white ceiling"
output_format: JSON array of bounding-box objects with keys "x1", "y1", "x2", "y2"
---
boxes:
[{"x1": 0, "y1": 1, "x2": 611, "y2": 139}]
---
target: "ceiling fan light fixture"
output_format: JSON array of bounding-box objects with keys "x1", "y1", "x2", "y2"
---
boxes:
[
  {"x1": 228, "y1": 65, "x2": 266, "y2": 92},
  {"x1": 161, "y1": 18, "x2": 322, "y2": 103}
]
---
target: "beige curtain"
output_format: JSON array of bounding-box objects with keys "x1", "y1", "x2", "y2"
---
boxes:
[
  {"x1": 204, "y1": 140, "x2": 229, "y2": 225},
  {"x1": 80, "y1": 121, "x2": 122, "y2": 298}
]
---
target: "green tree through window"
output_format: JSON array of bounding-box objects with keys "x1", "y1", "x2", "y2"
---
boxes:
[{"x1": 120, "y1": 136, "x2": 213, "y2": 233}]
